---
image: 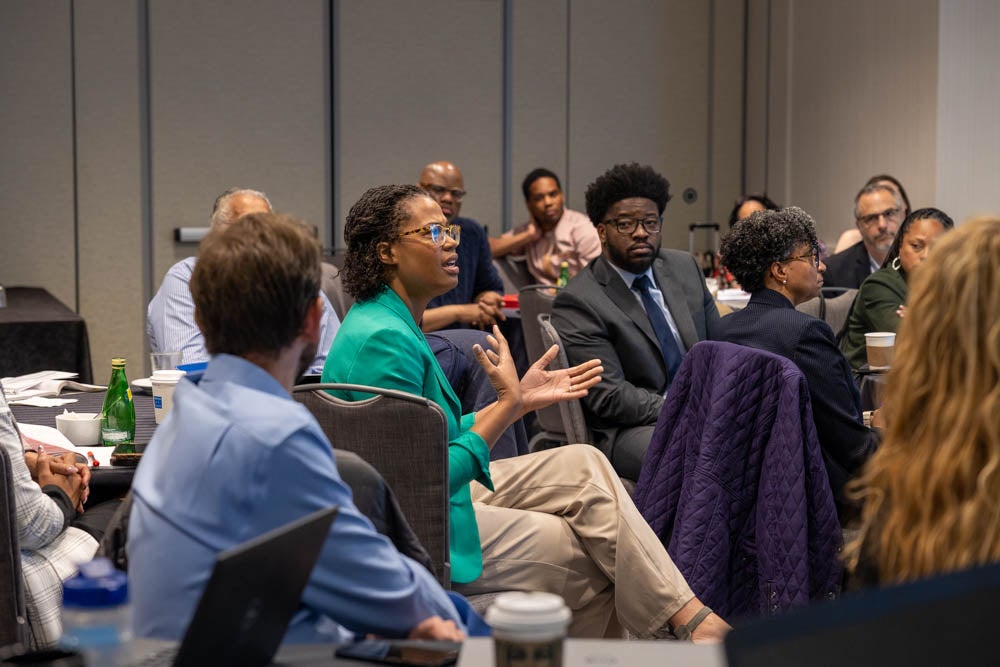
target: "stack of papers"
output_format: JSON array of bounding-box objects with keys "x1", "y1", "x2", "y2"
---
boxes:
[{"x1": 1, "y1": 371, "x2": 105, "y2": 403}]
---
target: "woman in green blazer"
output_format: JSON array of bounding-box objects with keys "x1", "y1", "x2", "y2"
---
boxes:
[
  {"x1": 840, "y1": 208, "x2": 953, "y2": 371},
  {"x1": 323, "y1": 184, "x2": 728, "y2": 641}
]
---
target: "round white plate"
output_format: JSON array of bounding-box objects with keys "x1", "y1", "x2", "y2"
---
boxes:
[{"x1": 132, "y1": 377, "x2": 153, "y2": 393}]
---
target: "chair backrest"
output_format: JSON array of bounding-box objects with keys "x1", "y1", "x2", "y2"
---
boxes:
[
  {"x1": 796, "y1": 288, "x2": 858, "y2": 340},
  {"x1": 494, "y1": 256, "x2": 533, "y2": 294},
  {"x1": 0, "y1": 447, "x2": 27, "y2": 650},
  {"x1": 517, "y1": 286, "x2": 567, "y2": 448},
  {"x1": 320, "y1": 263, "x2": 355, "y2": 321},
  {"x1": 538, "y1": 314, "x2": 593, "y2": 445},
  {"x1": 292, "y1": 383, "x2": 451, "y2": 586}
]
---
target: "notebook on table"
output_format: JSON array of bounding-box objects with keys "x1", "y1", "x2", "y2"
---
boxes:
[{"x1": 131, "y1": 505, "x2": 338, "y2": 667}]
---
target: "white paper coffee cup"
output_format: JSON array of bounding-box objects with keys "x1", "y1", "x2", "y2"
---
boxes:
[
  {"x1": 865, "y1": 332, "x2": 896, "y2": 369},
  {"x1": 487, "y1": 592, "x2": 571, "y2": 667},
  {"x1": 151, "y1": 370, "x2": 185, "y2": 424}
]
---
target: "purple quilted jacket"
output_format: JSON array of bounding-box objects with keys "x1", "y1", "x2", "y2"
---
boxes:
[{"x1": 634, "y1": 341, "x2": 842, "y2": 619}]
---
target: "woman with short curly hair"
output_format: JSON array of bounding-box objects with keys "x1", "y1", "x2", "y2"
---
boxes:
[{"x1": 717, "y1": 207, "x2": 881, "y2": 518}]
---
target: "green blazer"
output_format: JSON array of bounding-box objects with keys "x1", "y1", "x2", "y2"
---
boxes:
[
  {"x1": 322, "y1": 288, "x2": 493, "y2": 584},
  {"x1": 839, "y1": 266, "x2": 907, "y2": 370}
]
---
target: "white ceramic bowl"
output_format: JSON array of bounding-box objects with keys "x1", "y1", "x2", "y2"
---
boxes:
[{"x1": 55, "y1": 412, "x2": 102, "y2": 447}]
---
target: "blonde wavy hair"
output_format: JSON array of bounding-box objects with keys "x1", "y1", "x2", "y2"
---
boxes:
[{"x1": 844, "y1": 217, "x2": 1000, "y2": 584}]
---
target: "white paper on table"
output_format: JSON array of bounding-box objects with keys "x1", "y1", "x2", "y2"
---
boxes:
[
  {"x1": 10, "y1": 397, "x2": 79, "y2": 407},
  {"x1": 16, "y1": 423, "x2": 114, "y2": 467}
]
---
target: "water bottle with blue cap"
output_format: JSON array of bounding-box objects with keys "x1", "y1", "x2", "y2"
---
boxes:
[{"x1": 60, "y1": 558, "x2": 131, "y2": 665}]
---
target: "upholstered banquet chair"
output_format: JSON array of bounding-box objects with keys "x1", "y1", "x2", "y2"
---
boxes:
[
  {"x1": 537, "y1": 314, "x2": 592, "y2": 447},
  {"x1": 0, "y1": 447, "x2": 27, "y2": 650},
  {"x1": 292, "y1": 384, "x2": 450, "y2": 587},
  {"x1": 518, "y1": 285, "x2": 568, "y2": 451}
]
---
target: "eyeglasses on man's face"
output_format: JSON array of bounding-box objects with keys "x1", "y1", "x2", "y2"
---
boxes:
[
  {"x1": 421, "y1": 183, "x2": 467, "y2": 202},
  {"x1": 784, "y1": 248, "x2": 821, "y2": 268},
  {"x1": 398, "y1": 223, "x2": 461, "y2": 247},
  {"x1": 857, "y1": 207, "x2": 902, "y2": 227},
  {"x1": 605, "y1": 216, "x2": 663, "y2": 235}
]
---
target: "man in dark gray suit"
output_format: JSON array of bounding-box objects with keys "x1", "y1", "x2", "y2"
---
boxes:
[{"x1": 551, "y1": 163, "x2": 719, "y2": 480}]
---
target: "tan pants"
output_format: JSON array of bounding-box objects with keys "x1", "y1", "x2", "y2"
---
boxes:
[{"x1": 454, "y1": 445, "x2": 694, "y2": 638}]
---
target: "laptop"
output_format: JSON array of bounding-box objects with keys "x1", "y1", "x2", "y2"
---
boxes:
[
  {"x1": 725, "y1": 561, "x2": 1000, "y2": 667},
  {"x1": 132, "y1": 505, "x2": 338, "y2": 667}
]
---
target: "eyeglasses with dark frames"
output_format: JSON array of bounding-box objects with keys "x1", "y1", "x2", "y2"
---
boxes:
[
  {"x1": 784, "y1": 249, "x2": 821, "y2": 268},
  {"x1": 397, "y1": 223, "x2": 461, "y2": 247},
  {"x1": 604, "y1": 216, "x2": 663, "y2": 235},
  {"x1": 421, "y1": 183, "x2": 467, "y2": 202},
  {"x1": 857, "y1": 207, "x2": 902, "y2": 227}
]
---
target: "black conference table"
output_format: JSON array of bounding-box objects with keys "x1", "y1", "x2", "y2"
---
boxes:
[
  {"x1": 0, "y1": 287, "x2": 93, "y2": 383},
  {"x1": 11, "y1": 391, "x2": 154, "y2": 505}
]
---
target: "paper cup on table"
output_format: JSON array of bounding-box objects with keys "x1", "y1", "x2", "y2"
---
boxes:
[
  {"x1": 487, "y1": 592, "x2": 571, "y2": 667},
  {"x1": 865, "y1": 332, "x2": 896, "y2": 369},
  {"x1": 55, "y1": 412, "x2": 102, "y2": 446},
  {"x1": 150, "y1": 351, "x2": 184, "y2": 372},
  {"x1": 151, "y1": 370, "x2": 185, "y2": 424}
]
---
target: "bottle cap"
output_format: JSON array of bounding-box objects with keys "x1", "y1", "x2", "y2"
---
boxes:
[
  {"x1": 111, "y1": 357, "x2": 126, "y2": 368},
  {"x1": 62, "y1": 558, "x2": 128, "y2": 608}
]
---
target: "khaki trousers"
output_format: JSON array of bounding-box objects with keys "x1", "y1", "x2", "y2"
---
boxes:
[{"x1": 454, "y1": 445, "x2": 694, "y2": 638}]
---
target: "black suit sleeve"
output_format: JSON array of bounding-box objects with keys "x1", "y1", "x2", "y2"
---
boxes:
[
  {"x1": 472, "y1": 224, "x2": 504, "y2": 296},
  {"x1": 551, "y1": 288, "x2": 664, "y2": 428},
  {"x1": 793, "y1": 319, "x2": 880, "y2": 496}
]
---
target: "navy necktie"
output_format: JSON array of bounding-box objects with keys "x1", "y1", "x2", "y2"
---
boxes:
[{"x1": 632, "y1": 274, "x2": 683, "y2": 380}]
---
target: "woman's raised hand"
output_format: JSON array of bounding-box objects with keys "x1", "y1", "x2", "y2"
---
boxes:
[
  {"x1": 519, "y1": 345, "x2": 603, "y2": 414},
  {"x1": 472, "y1": 326, "x2": 523, "y2": 411}
]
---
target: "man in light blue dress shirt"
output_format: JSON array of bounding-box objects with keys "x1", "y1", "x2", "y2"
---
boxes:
[
  {"x1": 146, "y1": 188, "x2": 340, "y2": 373},
  {"x1": 128, "y1": 212, "x2": 464, "y2": 643}
]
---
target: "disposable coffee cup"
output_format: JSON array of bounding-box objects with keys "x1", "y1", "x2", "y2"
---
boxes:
[
  {"x1": 486, "y1": 592, "x2": 571, "y2": 667},
  {"x1": 865, "y1": 332, "x2": 896, "y2": 369},
  {"x1": 151, "y1": 370, "x2": 185, "y2": 424}
]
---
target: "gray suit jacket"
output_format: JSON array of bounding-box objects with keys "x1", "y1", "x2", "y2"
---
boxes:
[{"x1": 551, "y1": 250, "x2": 719, "y2": 455}]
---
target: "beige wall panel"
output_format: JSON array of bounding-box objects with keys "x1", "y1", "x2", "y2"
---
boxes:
[
  {"x1": 743, "y1": 0, "x2": 770, "y2": 198},
  {"x1": 767, "y1": 0, "x2": 938, "y2": 246},
  {"x1": 508, "y1": 0, "x2": 568, "y2": 230},
  {"x1": 567, "y1": 0, "x2": 711, "y2": 251},
  {"x1": 936, "y1": 0, "x2": 1000, "y2": 224},
  {"x1": 74, "y1": 0, "x2": 147, "y2": 375},
  {"x1": 709, "y1": 0, "x2": 747, "y2": 225},
  {"x1": 149, "y1": 0, "x2": 329, "y2": 283},
  {"x1": 337, "y1": 0, "x2": 502, "y2": 240},
  {"x1": 0, "y1": 2, "x2": 76, "y2": 309}
]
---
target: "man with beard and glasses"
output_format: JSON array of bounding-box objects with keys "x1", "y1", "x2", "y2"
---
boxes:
[
  {"x1": 823, "y1": 182, "x2": 904, "y2": 289},
  {"x1": 551, "y1": 164, "x2": 719, "y2": 481},
  {"x1": 128, "y1": 213, "x2": 467, "y2": 643}
]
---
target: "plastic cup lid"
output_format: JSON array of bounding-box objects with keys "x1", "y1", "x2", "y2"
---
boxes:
[{"x1": 485, "y1": 592, "x2": 571, "y2": 639}]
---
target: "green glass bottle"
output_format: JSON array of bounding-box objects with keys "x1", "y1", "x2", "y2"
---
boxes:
[
  {"x1": 557, "y1": 260, "x2": 570, "y2": 288},
  {"x1": 100, "y1": 358, "x2": 135, "y2": 451}
]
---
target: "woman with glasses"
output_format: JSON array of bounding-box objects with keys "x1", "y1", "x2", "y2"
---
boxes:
[
  {"x1": 839, "y1": 208, "x2": 954, "y2": 371},
  {"x1": 844, "y1": 217, "x2": 1000, "y2": 586},
  {"x1": 717, "y1": 207, "x2": 881, "y2": 519},
  {"x1": 322, "y1": 184, "x2": 729, "y2": 641}
]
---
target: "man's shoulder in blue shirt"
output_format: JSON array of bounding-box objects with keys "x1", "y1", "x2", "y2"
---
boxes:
[{"x1": 127, "y1": 354, "x2": 461, "y2": 643}]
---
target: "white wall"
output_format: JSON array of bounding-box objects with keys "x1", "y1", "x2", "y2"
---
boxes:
[
  {"x1": 749, "y1": 0, "x2": 940, "y2": 245},
  {"x1": 936, "y1": 0, "x2": 1000, "y2": 224}
]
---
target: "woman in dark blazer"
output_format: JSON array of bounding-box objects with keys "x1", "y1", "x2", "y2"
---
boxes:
[{"x1": 716, "y1": 207, "x2": 881, "y2": 514}]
